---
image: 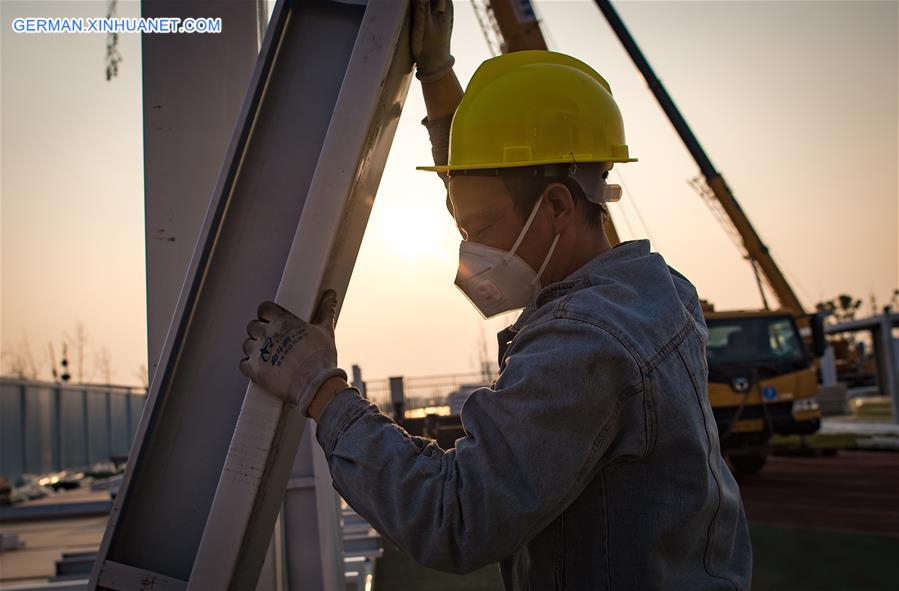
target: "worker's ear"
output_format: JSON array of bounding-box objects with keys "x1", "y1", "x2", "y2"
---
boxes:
[{"x1": 543, "y1": 182, "x2": 576, "y2": 232}]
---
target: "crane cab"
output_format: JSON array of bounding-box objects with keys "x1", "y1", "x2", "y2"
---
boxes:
[{"x1": 703, "y1": 310, "x2": 822, "y2": 474}]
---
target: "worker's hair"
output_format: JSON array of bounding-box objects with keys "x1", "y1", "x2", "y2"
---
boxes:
[
  {"x1": 498, "y1": 170, "x2": 608, "y2": 228},
  {"x1": 445, "y1": 165, "x2": 609, "y2": 228}
]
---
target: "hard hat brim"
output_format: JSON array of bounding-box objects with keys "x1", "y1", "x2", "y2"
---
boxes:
[{"x1": 417, "y1": 156, "x2": 638, "y2": 173}]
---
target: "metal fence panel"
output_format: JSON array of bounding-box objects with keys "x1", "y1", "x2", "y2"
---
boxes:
[
  {"x1": 24, "y1": 386, "x2": 57, "y2": 475},
  {"x1": 109, "y1": 394, "x2": 130, "y2": 458},
  {"x1": 60, "y1": 389, "x2": 89, "y2": 468},
  {"x1": 0, "y1": 382, "x2": 25, "y2": 480},
  {"x1": 0, "y1": 379, "x2": 146, "y2": 482},
  {"x1": 87, "y1": 390, "x2": 112, "y2": 465}
]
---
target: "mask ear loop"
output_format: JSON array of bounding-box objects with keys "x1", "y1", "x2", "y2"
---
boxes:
[
  {"x1": 529, "y1": 173, "x2": 568, "y2": 285},
  {"x1": 504, "y1": 193, "x2": 546, "y2": 262},
  {"x1": 533, "y1": 233, "x2": 560, "y2": 287}
]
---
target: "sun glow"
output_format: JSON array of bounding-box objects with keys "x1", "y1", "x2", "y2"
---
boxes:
[{"x1": 375, "y1": 196, "x2": 458, "y2": 266}]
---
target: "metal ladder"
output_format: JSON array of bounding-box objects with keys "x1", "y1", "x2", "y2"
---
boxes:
[{"x1": 88, "y1": 1, "x2": 412, "y2": 589}]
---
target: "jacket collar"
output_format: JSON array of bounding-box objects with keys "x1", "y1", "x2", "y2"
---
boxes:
[{"x1": 506, "y1": 239, "x2": 651, "y2": 334}]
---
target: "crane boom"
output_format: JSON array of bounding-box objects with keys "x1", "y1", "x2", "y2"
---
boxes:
[
  {"x1": 594, "y1": 0, "x2": 805, "y2": 315},
  {"x1": 487, "y1": 0, "x2": 546, "y2": 52}
]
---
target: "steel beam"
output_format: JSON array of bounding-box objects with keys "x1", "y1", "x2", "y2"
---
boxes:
[
  {"x1": 142, "y1": 0, "x2": 262, "y2": 381},
  {"x1": 89, "y1": 0, "x2": 412, "y2": 589},
  {"x1": 192, "y1": 3, "x2": 412, "y2": 586}
]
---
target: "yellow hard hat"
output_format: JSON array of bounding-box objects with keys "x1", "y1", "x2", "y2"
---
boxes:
[{"x1": 418, "y1": 50, "x2": 636, "y2": 173}]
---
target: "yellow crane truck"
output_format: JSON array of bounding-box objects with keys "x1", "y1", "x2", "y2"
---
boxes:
[{"x1": 704, "y1": 307, "x2": 825, "y2": 473}]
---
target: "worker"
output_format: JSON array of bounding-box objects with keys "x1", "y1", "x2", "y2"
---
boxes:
[{"x1": 240, "y1": 0, "x2": 752, "y2": 589}]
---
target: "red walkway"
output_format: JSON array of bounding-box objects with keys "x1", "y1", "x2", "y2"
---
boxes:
[{"x1": 737, "y1": 451, "x2": 899, "y2": 536}]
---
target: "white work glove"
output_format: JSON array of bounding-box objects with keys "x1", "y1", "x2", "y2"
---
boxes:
[
  {"x1": 411, "y1": 0, "x2": 455, "y2": 83},
  {"x1": 239, "y1": 290, "x2": 346, "y2": 415}
]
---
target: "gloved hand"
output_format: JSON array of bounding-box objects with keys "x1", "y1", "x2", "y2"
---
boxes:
[
  {"x1": 239, "y1": 290, "x2": 347, "y2": 416},
  {"x1": 411, "y1": 0, "x2": 455, "y2": 83}
]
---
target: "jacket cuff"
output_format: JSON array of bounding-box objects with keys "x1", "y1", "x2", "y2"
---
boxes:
[
  {"x1": 421, "y1": 114, "x2": 452, "y2": 191},
  {"x1": 420, "y1": 114, "x2": 453, "y2": 166},
  {"x1": 315, "y1": 387, "x2": 371, "y2": 459}
]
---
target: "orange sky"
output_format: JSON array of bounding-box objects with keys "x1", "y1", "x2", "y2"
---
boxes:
[{"x1": 2, "y1": 0, "x2": 896, "y2": 387}]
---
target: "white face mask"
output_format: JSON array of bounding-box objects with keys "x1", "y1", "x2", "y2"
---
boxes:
[{"x1": 455, "y1": 194, "x2": 561, "y2": 318}]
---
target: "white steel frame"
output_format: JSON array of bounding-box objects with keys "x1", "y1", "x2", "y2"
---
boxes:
[{"x1": 89, "y1": 1, "x2": 412, "y2": 589}]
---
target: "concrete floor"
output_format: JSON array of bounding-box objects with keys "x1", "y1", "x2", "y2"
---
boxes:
[
  {"x1": 820, "y1": 415, "x2": 899, "y2": 436},
  {"x1": 0, "y1": 489, "x2": 108, "y2": 588}
]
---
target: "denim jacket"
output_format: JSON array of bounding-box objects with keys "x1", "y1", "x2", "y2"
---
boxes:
[{"x1": 316, "y1": 240, "x2": 752, "y2": 590}]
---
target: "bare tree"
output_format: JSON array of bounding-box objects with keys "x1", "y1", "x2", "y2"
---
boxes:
[
  {"x1": 815, "y1": 293, "x2": 863, "y2": 325},
  {"x1": 47, "y1": 342, "x2": 60, "y2": 382},
  {"x1": 1, "y1": 334, "x2": 40, "y2": 379},
  {"x1": 2, "y1": 327, "x2": 122, "y2": 385},
  {"x1": 888, "y1": 289, "x2": 899, "y2": 313},
  {"x1": 95, "y1": 346, "x2": 113, "y2": 385},
  {"x1": 64, "y1": 323, "x2": 90, "y2": 384},
  {"x1": 135, "y1": 364, "x2": 149, "y2": 389},
  {"x1": 105, "y1": 0, "x2": 122, "y2": 80}
]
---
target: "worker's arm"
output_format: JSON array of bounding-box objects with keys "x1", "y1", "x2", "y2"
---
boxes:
[
  {"x1": 420, "y1": 72, "x2": 462, "y2": 194},
  {"x1": 422, "y1": 70, "x2": 463, "y2": 122},
  {"x1": 412, "y1": 0, "x2": 461, "y2": 192},
  {"x1": 414, "y1": 0, "x2": 462, "y2": 123},
  {"x1": 314, "y1": 318, "x2": 646, "y2": 574}
]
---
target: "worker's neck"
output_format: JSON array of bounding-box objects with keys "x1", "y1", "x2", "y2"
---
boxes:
[{"x1": 547, "y1": 230, "x2": 613, "y2": 285}]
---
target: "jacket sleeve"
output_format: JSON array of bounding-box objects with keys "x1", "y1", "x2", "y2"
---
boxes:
[
  {"x1": 421, "y1": 115, "x2": 452, "y2": 214},
  {"x1": 315, "y1": 316, "x2": 644, "y2": 573}
]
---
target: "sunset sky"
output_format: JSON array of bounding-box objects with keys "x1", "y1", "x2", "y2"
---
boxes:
[{"x1": 1, "y1": 0, "x2": 896, "y2": 389}]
